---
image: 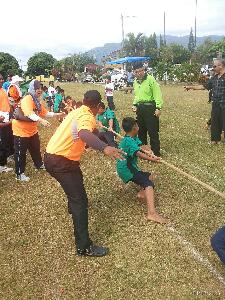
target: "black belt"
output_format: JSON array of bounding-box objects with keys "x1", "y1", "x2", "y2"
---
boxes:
[{"x1": 136, "y1": 102, "x2": 155, "y2": 106}]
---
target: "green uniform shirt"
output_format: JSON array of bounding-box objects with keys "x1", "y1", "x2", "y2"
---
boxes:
[
  {"x1": 116, "y1": 135, "x2": 142, "y2": 183},
  {"x1": 54, "y1": 93, "x2": 63, "y2": 112},
  {"x1": 133, "y1": 74, "x2": 163, "y2": 109},
  {"x1": 42, "y1": 91, "x2": 49, "y2": 101},
  {"x1": 97, "y1": 108, "x2": 120, "y2": 133}
]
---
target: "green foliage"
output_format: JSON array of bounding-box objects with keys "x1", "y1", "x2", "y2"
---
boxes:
[
  {"x1": 26, "y1": 52, "x2": 57, "y2": 76},
  {"x1": 53, "y1": 53, "x2": 95, "y2": 81},
  {"x1": 208, "y1": 37, "x2": 225, "y2": 59},
  {"x1": 0, "y1": 52, "x2": 20, "y2": 79},
  {"x1": 192, "y1": 38, "x2": 215, "y2": 64},
  {"x1": 159, "y1": 34, "x2": 165, "y2": 48},
  {"x1": 123, "y1": 32, "x2": 145, "y2": 56}
]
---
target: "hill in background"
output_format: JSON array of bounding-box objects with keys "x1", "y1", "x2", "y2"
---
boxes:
[{"x1": 86, "y1": 35, "x2": 224, "y2": 64}]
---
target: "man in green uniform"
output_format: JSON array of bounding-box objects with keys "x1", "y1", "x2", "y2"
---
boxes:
[{"x1": 132, "y1": 63, "x2": 163, "y2": 156}]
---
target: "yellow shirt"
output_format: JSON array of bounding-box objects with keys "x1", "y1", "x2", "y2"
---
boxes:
[
  {"x1": 46, "y1": 105, "x2": 96, "y2": 161},
  {"x1": 12, "y1": 95, "x2": 47, "y2": 137}
]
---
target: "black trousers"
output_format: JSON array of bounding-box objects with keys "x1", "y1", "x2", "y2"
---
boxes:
[
  {"x1": 211, "y1": 102, "x2": 225, "y2": 141},
  {"x1": 136, "y1": 103, "x2": 160, "y2": 156},
  {"x1": 14, "y1": 133, "x2": 43, "y2": 175},
  {"x1": 44, "y1": 153, "x2": 91, "y2": 251},
  {"x1": 106, "y1": 96, "x2": 115, "y2": 110},
  {"x1": 0, "y1": 124, "x2": 14, "y2": 166},
  {"x1": 98, "y1": 131, "x2": 117, "y2": 147}
]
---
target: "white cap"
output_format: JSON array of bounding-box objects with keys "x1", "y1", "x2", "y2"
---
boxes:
[{"x1": 11, "y1": 75, "x2": 24, "y2": 84}]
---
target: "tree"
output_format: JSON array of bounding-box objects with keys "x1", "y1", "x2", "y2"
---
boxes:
[
  {"x1": 123, "y1": 32, "x2": 145, "y2": 56},
  {"x1": 159, "y1": 34, "x2": 165, "y2": 48},
  {"x1": 27, "y1": 52, "x2": 57, "y2": 76},
  {"x1": 188, "y1": 28, "x2": 195, "y2": 53},
  {"x1": 192, "y1": 38, "x2": 215, "y2": 64},
  {"x1": 208, "y1": 37, "x2": 225, "y2": 60},
  {"x1": 0, "y1": 52, "x2": 20, "y2": 79},
  {"x1": 152, "y1": 33, "x2": 158, "y2": 49}
]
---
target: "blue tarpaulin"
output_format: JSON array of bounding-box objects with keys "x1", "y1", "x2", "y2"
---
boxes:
[{"x1": 106, "y1": 56, "x2": 150, "y2": 65}]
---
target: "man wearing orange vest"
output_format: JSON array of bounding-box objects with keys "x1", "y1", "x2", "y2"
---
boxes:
[{"x1": 44, "y1": 90, "x2": 124, "y2": 257}]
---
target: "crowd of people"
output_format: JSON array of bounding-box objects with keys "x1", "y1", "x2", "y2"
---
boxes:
[{"x1": 0, "y1": 59, "x2": 224, "y2": 260}]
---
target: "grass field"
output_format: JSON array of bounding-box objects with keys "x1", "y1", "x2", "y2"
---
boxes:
[{"x1": 1, "y1": 83, "x2": 225, "y2": 299}]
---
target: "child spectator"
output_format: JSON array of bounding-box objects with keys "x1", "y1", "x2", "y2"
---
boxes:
[
  {"x1": 63, "y1": 96, "x2": 75, "y2": 115},
  {"x1": 116, "y1": 117, "x2": 169, "y2": 224},
  {"x1": 42, "y1": 86, "x2": 49, "y2": 102},
  {"x1": 54, "y1": 88, "x2": 64, "y2": 113},
  {"x1": 47, "y1": 81, "x2": 56, "y2": 112},
  {"x1": 105, "y1": 76, "x2": 115, "y2": 110},
  {"x1": 96, "y1": 102, "x2": 120, "y2": 147}
]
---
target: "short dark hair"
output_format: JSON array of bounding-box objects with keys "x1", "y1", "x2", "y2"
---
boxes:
[
  {"x1": 98, "y1": 102, "x2": 105, "y2": 109},
  {"x1": 122, "y1": 117, "x2": 137, "y2": 133},
  {"x1": 83, "y1": 90, "x2": 102, "y2": 108},
  {"x1": 65, "y1": 95, "x2": 72, "y2": 101},
  {"x1": 133, "y1": 62, "x2": 144, "y2": 70}
]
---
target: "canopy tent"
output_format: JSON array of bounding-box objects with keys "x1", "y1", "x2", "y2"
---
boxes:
[{"x1": 106, "y1": 56, "x2": 150, "y2": 65}]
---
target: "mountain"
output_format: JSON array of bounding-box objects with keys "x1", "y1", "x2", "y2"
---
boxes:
[{"x1": 86, "y1": 35, "x2": 224, "y2": 64}]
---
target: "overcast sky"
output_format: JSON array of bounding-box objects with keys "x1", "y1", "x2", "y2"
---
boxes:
[{"x1": 1, "y1": 0, "x2": 224, "y2": 66}]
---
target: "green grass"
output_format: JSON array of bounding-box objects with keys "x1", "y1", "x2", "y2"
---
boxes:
[{"x1": 1, "y1": 83, "x2": 225, "y2": 299}]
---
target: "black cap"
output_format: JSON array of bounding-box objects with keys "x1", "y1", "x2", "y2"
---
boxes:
[{"x1": 133, "y1": 62, "x2": 144, "y2": 70}]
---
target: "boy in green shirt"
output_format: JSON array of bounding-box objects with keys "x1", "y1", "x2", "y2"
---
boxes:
[
  {"x1": 116, "y1": 117, "x2": 168, "y2": 224},
  {"x1": 53, "y1": 88, "x2": 64, "y2": 113},
  {"x1": 96, "y1": 102, "x2": 120, "y2": 147}
]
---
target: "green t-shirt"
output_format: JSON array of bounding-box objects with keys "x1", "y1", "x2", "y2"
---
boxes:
[
  {"x1": 116, "y1": 135, "x2": 142, "y2": 183},
  {"x1": 42, "y1": 91, "x2": 49, "y2": 101},
  {"x1": 133, "y1": 74, "x2": 163, "y2": 109},
  {"x1": 97, "y1": 108, "x2": 120, "y2": 133},
  {"x1": 54, "y1": 93, "x2": 63, "y2": 112}
]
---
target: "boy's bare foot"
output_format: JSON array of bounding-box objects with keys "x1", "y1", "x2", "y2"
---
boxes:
[
  {"x1": 146, "y1": 213, "x2": 169, "y2": 224},
  {"x1": 137, "y1": 190, "x2": 145, "y2": 201}
]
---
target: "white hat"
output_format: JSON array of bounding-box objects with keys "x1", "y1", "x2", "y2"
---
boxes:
[{"x1": 11, "y1": 75, "x2": 24, "y2": 84}]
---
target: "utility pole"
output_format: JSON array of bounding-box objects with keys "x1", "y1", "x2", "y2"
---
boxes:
[
  {"x1": 194, "y1": 0, "x2": 197, "y2": 47},
  {"x1": 121, "y1": 14, "x2": 125, "y2": 51},
  {"x1": 163, "y1": 11, "x2": 166, "y2": 45}
]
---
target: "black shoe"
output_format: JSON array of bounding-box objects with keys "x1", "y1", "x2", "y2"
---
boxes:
[{"x1": 77, "y1": 244, "x2": 109, "y2": 257}]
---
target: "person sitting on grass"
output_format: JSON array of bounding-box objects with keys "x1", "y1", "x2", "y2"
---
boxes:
[
  {"x1": 116, "y1": 117, "x2": 169, "y2": 224},
  {"x1": 97, "y1": 102, "x2": 120, "y2": 147}
]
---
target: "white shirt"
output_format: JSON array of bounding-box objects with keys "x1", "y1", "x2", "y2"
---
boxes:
[
  {"x1": 48, "y1": 87, "x2": 56, "y2": 97},
  {"x1": 105, "y1": 82, "x2": 114, "y2": 96}
]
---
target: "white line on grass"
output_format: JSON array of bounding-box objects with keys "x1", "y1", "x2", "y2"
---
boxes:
[{"x1": 167, "y1": 225, "x2": 225, "y2": 287}]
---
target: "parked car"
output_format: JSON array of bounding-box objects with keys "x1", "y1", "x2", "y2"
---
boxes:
[{"x1": 82, "y1": 74, "x2": 95, "y2": 83}]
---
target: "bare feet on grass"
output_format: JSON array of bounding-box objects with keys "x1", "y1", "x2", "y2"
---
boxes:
[
  {"x1": 137, "y1": 190, "x2": 145, "y2": 199},
  {"x1": 147, "y1": 213, "x2": 169, "y2": 224}
]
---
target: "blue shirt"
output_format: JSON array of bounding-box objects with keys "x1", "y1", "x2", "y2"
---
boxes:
[{"x1": 2, "y1": 81, "x2": 10, "y2": 91}]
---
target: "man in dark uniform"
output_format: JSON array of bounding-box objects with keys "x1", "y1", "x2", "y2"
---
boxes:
[
  {"x1": 132, "y1": 63, "x2": 163, "y2": 156},
  {"x1": 185, "y1": 59, "x2": 225, "y2": 144}
]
